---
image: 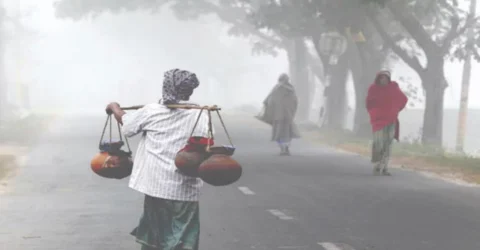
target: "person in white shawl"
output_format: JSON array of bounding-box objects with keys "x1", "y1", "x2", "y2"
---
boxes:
[{"x1": 257, "y1": 73, "x2": 300, "y2": 155}]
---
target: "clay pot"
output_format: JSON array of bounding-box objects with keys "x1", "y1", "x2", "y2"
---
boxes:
[
  {"x1": 199, "y1": 153, "x2": 242, "y2": 186},
  {"x1": 175, "y1": 137, "x2": 213, "y2": 177},
  {"x1": 90, "y1": 152, "x2": 133, "y2": 179},
  {"x1": 175, "y1": 148, "x2": 209, "y2": 177}
]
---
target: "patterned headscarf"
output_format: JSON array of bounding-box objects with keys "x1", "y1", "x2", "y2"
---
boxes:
[{"x1": 162, "y1": 69, "x2": 200, "y2": 104}]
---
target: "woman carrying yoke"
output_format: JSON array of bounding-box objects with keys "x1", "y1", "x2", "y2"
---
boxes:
[{"x1": 106, "y1": 69, "x2": 211, "y2": 250}]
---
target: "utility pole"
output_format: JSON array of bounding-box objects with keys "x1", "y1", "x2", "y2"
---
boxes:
[
  {"x1": 14, "y1": 1, "x2": 26, "y2": 112},
  {"x1": 456, "y1": 0, "x2": 477, "y2": 153}
]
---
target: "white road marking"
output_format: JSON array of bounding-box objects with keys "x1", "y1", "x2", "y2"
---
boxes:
[
  {"x1": 318, "y1": 242, "x2": 355, "y2": 250},
  {"x1": 318, "y1": 242, "x2": 342, "y2": 250},
  {"x1": 267, "y1": 209, "x2": 293, "y2": 220},
  {"x1": 238, "y1": 186, "x2": 255, "y2": 195},
  {"x1": 278, "y1": 246, "x2": 308, "y2": 249}
]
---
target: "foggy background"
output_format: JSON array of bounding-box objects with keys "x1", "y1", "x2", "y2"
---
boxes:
[{"x1": 3, "y1": 0, "x2": 480, "y2": 153}]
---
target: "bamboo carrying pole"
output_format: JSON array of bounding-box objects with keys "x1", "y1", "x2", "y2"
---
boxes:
[{"x1": 121, "y1": 104, "x2": 221, "y2": 111}]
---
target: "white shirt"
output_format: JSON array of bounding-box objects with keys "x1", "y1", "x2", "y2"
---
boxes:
[{"x1": 122, "y1": 102, "x2": 210, "y2": 201}]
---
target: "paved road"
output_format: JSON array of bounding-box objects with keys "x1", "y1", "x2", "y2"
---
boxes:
[{"x1": 1, "y1": 114, "x2": 480, "y2": 250}]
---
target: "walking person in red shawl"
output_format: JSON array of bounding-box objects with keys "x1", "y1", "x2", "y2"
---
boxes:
[{"x1": 366, "y1": 70, "x2": 408, "y2": 176}]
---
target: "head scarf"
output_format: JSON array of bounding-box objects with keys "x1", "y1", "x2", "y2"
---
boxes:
[
  {"x1": 375, "y1": 70, "x2": 391, "y2": 85},
  {"x1": 162, "y1": 69, "x2": 199, "y2": 104},
  {"x1": 378, "y1": 70, "x2": 391, "y2": 78},
  {"x1": 278, "y1": 73, "x2": 290, "y2": 84}
]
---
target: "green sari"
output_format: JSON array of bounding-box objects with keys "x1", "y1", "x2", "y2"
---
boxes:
[
  {"x1": 371, "y1": 123, "x2": 396, "y2": 173},
  {"x1": 131, "y1": 195, "x2": 200, "y2": 250}
]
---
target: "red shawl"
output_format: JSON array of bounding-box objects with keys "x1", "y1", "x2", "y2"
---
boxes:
[{"x1": 366, "y1": 81, "x2": 408, "y2": 140}]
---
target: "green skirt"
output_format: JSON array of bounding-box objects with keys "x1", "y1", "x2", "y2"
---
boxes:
[
  {"x1": 131, "y1": 195, "x2": 200, "y2": 250},
  {"x1": 371, "y1": 123, "x2": 396, "y2": 163}
]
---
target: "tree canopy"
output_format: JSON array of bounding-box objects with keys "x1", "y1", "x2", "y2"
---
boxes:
[
  {"x1": 53, "y1": 0, "x2": 480, "y2": 145},
  {"x1": 54, "y1": 0, "x2": 284, "y2": 55}
]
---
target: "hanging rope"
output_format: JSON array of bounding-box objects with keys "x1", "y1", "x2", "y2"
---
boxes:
[
  {"x1": 206, "y1": 110, "x2": 214, "y2": 151},
  {"x1": 215, "y1": 110, "x2": 234, "y2": 147},
  {"x1": 189, "y1": 107, "x2": 207, "y2": 139},
  {"x1": 98, "y1": 115, "x2": 110, "y2": 149},
  {"x1": 117, "y1": 120, "x2": 132, "y2": 153},
  {"x1": 98, "y1": 114, "x2": 132, "y2": 155}
]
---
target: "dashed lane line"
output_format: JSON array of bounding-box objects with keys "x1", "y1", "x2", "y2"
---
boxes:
[
  {"x1": 238, "y1": 186, "x2": 255, "y2": 195},
  {"x1": 267, "y1": 209, "x2": 293, "y2": 220},
  {"x1": 318, "y1": 242, "x2": 356, "y2": 250}
]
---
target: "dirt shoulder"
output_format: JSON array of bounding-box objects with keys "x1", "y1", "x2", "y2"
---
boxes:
[
  {"x1": 302, "y1": 127, "x2": 480, "y2": 186},
  {"x1": 0, "y1": 154, "x2": 16, "y2": 180},
  {"x1": 0, "y1": 115, "x2": 56, "y2": 184}
]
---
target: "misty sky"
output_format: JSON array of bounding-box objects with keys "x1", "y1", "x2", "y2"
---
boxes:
[{"x1": 4, "y1": 0, "x2": 480, "y2": 115}]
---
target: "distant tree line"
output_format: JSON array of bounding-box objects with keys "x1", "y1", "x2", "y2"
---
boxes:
[{"x1": 53, "y1": 0, "x2": 480, "y2": 146}]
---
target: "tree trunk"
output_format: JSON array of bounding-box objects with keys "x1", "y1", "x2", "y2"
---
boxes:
[
  {"x1": 287, "y1": 38, "x2": 310, "y2": 121},
  {"x1": 350, "y1": 44, "x2": 383, "y2": 138},
  {"x1": 0, "y1": 34, "x2": 6, "y2": 122},
  {"x1": 325, "y1": 53, "x2": 349, "y2": 129},
  {"x1": 420, "y1": 56, "x2": 446, "y2": 146},
  {"x1": 421, "y1": 71, "x2": 445, "y2": 146},
  {"x1": 307, "y1": 53, "x2": 326, "y2": 84},
  {"x1": 352, "y1": 74, "x2": 371, "y2": 137},
  {"x1": 22, "y1": 84, "x2": 30, "y2": 110}
]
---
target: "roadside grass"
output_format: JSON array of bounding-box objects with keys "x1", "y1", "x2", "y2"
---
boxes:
[
  {"x1": 0, "y1": 114, "x2": 56, "y2": 181},
  {"x1": 302, "y1": 126, "x2": 480, "y2": 184},
  {"x1": 0, "y1": 154, "x2": 16, "y2": 181}
]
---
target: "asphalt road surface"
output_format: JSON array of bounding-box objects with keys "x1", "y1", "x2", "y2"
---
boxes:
[{"x1": 1, "y1": 113, "x2": 480, "y2": 250}]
